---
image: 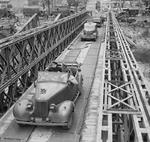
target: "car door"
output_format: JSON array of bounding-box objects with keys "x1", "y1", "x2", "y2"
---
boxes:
[{"x1": 67, "y1": 75, "x2": 78, "y2": 101}]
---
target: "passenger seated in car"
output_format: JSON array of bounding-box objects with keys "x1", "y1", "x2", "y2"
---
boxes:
[
  {"x1": 46, "y1": 62, "x2": 62, "y2": 72},
  {"x1": 68, "y1": 67, "x2": 77, "y2": 76},
  {"x1": 68, "y1": 74, "x2": 78, "y2": 85},
  {"x1": 62, "y1": 64, "x2": 77, "y2": 76}
]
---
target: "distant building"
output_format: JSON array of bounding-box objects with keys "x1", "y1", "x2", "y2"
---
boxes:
[
  {"x1": 27, "y1": 0, "x2": 40, "y2": 6},
  {"x1": 10, "y1": 0, "x2": 28, "y2": 8}
]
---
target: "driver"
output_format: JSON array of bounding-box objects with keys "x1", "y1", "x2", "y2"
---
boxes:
[
  {"x1": 46, "y1": 62, "x2": 62, "y2": 72},
  {"x1": 69, "y1": 74, "x2": 78, "y2": 85}
]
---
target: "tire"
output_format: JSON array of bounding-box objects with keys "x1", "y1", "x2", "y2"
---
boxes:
[
  {"x1": 93, "y1": 38, "x2": 96, "y2": 41},
  {"x1": 78, "y1": 74, "x2": 83, "y2": 91},
  {"x1": 63, "y1": 114, "x2": 73, "y2": 130},
  {"x1": 17, "y1": 123, "x2": 26, "y2": 127}
]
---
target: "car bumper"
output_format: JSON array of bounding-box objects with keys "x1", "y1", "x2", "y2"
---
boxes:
[
  {"x1": 96, "y1": 24, "x2": 101, "y2": 27},
  {"x1": 15, "y1": 119, "x2": 68, "y2": 126},
  {"x1": 81, "y1": 35, "x2": 96, "y2": 40}
]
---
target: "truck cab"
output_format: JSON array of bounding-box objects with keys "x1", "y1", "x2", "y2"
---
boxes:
[{"x1": 81, "y1": 21, "x2": 98, "y2": 41}]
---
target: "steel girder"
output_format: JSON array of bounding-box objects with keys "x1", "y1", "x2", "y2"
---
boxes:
[
  {"x1": 99, "y1": 11, "x2": 150, "y2": 142},
  {"x1": 0, "y1": 11, "x2": 88, "y2": 114},
  {"x1": 113, "y1": 13, "x2": 150, "y2": 141}
]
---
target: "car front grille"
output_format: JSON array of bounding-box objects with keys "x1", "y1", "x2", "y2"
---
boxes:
[{"x1": 35, "y1": 101, "x2": 49, "y2": 118}]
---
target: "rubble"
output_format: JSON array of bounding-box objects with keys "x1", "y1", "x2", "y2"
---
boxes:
[{"x1": 120, "y1": 16, "x2": 150, "y2": 88}]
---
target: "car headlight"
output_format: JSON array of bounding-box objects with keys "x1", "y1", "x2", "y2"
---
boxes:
[
  {"x1": 26, "y1": 100, "x2": 33, "y2": 111},
  {"x1": 49, "y1": 104, "x2": 57, "y2": 113},
  {"x1": 83, "y1": 30, "x2": 86, "y2": 34}
]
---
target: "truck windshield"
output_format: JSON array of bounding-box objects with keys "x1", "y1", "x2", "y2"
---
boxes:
[{"x1": 84, "y1": 22, "x2": 96, "y2": 32}]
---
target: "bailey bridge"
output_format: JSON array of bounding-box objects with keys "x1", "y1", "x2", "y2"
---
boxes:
[{"x1": 0, "y1": 1, "x2": 150, "y2": 142}]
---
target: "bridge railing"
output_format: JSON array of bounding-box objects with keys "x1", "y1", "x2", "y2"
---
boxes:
[{"x1": 0, "y1": 11, "x2": 88, "y2": 114}]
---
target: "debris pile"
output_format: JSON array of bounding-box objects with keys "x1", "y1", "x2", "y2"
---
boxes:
[{"x1": 120, "y1": 15, "x2": 150, "y2": 87}]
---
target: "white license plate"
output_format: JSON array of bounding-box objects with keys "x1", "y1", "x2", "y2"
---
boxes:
[{"x1": 35, "y1": 118, "x2": 42, "y2": 122}]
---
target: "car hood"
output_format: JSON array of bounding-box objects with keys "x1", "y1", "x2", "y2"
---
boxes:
[{"x1": 35, "y1": 81, "x2": 67, "y2": 101}]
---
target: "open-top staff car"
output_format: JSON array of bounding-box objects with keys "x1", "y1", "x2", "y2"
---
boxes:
[{"x1": 13, "y1": 62, "x2": 83, "y2": 129}]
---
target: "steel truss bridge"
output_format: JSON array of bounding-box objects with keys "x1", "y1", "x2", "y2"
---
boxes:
[{"x1": 0, "y1": 8, "x2": 150, "y2": 142}]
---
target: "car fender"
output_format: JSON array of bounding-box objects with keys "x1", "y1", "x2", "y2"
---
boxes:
[
  {"x1": 13, "y1": 99, "x2": 34, "y2": 121},
  {"x1": 48, "y1": 100, "x2": 74, "y2": 123}
]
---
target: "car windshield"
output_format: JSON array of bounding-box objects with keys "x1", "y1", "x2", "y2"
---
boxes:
[
  {"x1": 93, "y1": 18, "x2": 100, "y2": 22},
  {"x1": 84, "y1": 22, "x2": 96, "y2": 32},
  {"x1": 38, "y1": 72, "x2": 68, "y2": 83}
]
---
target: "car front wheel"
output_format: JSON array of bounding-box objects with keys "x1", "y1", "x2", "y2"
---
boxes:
[
  {"x1": 17, "y1": 123, "x2": 26, "y2": 127},
  {"x1": 63, "y1": 114, "x2": 73, "y2": 130}
]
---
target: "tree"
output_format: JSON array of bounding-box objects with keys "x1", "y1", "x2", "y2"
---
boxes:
[{"x1": 41, "y1": 0, "x2": 51, "y2": 15}]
